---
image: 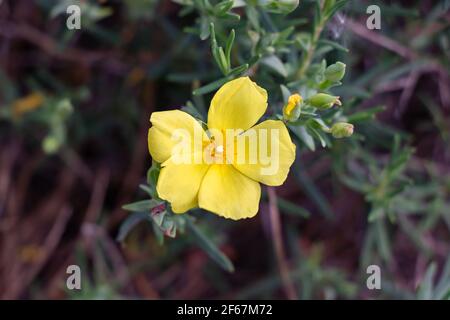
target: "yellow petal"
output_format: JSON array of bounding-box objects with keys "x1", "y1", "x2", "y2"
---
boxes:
[
  {"x1": 233, "y1": 120, "x2": 296, "y2": 186},
  {"x1": 207, "y1": 77, "x2": 268, "y2": 131},
  {"x1": 198, "y1": 165, "x2": 261, "y2": 220},
  {"x1": 157, "y1": 160, "x2": 210, "y2": 213},
  {"x1": 148, "y1": 110, "x2": 208, "y2": 163}
]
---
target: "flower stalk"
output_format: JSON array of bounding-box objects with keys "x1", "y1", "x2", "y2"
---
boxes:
[{"x1": 267, "y1": 186, "x2": 298, "y2": 300}]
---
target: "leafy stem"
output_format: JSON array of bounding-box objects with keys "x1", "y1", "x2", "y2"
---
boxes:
[{"x1": 296, "y1": 0, "x2": 327, "y2": 79}]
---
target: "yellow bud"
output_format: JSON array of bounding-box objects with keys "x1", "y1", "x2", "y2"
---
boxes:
[
  {"x1": 12, "y1": 92, "x2": 44, "y2": 118},
  {"x1": 283, "y1": 93, "x2": 302, "y2": 121}
]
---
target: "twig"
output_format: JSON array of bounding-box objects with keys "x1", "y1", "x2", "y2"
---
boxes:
[
  {"x1": 0, "y1": 21, "x2": 103, "y2": 65},
  {"x1": 81, "y1": 223, "x2": 133, "y2": 293},
  {"x1": 346, "y1": 19, "x2": 417, "y2": 60},
  {"x1": 0, "y1": 143, "x2": 19, "y2": 218},
  {"x1": 397, "y1": 72, "x2": 420, "y2": 117},
  {"x1": 2, "y1": 206, "x2": 73, "y2": 299},
  {"x1": 84, "y1": 169, "x2": 110, "y2": 223},
  {"x1": 0, "y1": 21, "x2": 128, "y2": 74},
  {"x1": 346, "y1": 18, "x2": 449, "y2": 110},
  {"x1": 438, "y1": 71, "x2": 450, "y2": 109},
  {"x1": 267, "y1": 186, "x2": 298, "y2": 300},
  {"x1": 63, "y1": 149, "x2": 94, "y2": 187}
]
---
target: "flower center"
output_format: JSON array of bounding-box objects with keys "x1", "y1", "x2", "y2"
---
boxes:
[
  {"x1": 203, "y1": 136, "x2": 230, "y2": 164},
  {"x1": 209, "y1": 142, "x2": 226, "y2": 159},
  {"x1": 215, "y1": 145, "x2": 224, "y2": 154}
]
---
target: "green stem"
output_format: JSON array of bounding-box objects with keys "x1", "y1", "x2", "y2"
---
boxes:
[{"x1": 296, "y1": 1, "x2": 327, "y2": 79}]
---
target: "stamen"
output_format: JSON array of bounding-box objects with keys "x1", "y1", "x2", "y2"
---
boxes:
[{"x1": 215, "y1": 145, "x2": 224, "y2": 154}]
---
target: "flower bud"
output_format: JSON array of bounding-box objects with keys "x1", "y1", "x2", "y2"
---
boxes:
[
  {"x1": 56, "y1": 99, "x2": 73, "y2": 118},
  {"x1": 308, "y1": 93, "x2": 341, "y2": 109},
  {"x1": 324, "y1": 62, "x2": 346, "y2": 83},
  {"x1": 331, "y1": 122, "x2": 354, "y2": 138},
  {"x1": 283, "y1": 93, "x2": 302, "y2": 122},
  {"x1": 42, "y1": 135, "x2": 60, "y2": 154}
]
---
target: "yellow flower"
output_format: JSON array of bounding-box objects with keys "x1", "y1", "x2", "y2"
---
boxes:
[{"x1": 148, "y1": 77, "x2": 296, "y2": 220}]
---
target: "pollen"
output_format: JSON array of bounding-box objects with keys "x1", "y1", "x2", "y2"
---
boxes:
[{"x1": 215, "y1": 145, "x2": 224, "y2": 154}]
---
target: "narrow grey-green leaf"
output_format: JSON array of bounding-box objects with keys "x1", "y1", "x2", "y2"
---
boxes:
[
  {"x1": 277, "y1": 197, "x2": 311, "y2": 218},
  {"x1": 193, "y1": 76, "x2": 232, "y2": 95},
  {"x1": 117, "y1": 212, "x2": 148, "y2": 242},
  {"x1": 139, "y1": 184, "x2": 153, "y2": 196},
  {"x1": 318, "y1": 39, "x2": 349, "y2": 52},
  {"x1": 260, "y1": 55, "x2": 288, "y2": 77},
  {"x1": 289, "y1": 125, "x2": 315, "y2": 151},
  {"x1": 122, "y1": 199, "x2": 162, "y2": 212},
  {"x1": 280, "y1": 84, "x2": 291, "y2": 103},
  {"x1": 417, "y1": 263, "x2": 437, "y2": 300},
  {"x1": 186, "y1": 217, "x2": 234, "y2": 272}
]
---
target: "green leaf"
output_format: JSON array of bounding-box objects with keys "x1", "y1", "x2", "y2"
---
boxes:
[
  {"x1": 229, "y1": 64, "x2": 249, "y2": 76},
  {"x1": 307, "y1": 125, "x2": 329, "y2": 148},
  {"x1": 289, "y1": 125, "x2": 315, "y2": 151},
  {"x1": 221, "y1": 12, "x2": 240, "y2": 21},
  {"x1": 375, "y1": 219, "x2": 392, "y2": 263},
  {"x1": 225, "y1": 29, "x2": 235, "y2": 68},
  {"x1": 182, "y1": 101, "x2": 205, "y2": 121},
  {"x1": 434, "y1": 255, "x2": 450, "y2": 299},
  {"x1": 417, "y1": 263, "x2": 437, "y2": 300},
  {"x1": 214, "y1": 0, "x2": 234, "y2": 15},
  {"x1": 368, "y1": 207, "x2": 385, "y2": 222},
  {"x1": 317, "y1": 39, "x2": 349, "y2": 52},
  {"x1": 293, "y1": 158, "x2": 335, "y2": 218},
  {"x1": 185, "y1": 217, "x2": 234, "y2": 272},
  {"x1": 152, "y1": 209, "x2": 166, "y2": 226},
  {"x1": 218, "y1": 47, "x2": 229, "y2": 74},
  {"x1": 277, "y1": 197, "x2": 311, "y2": 218},
  {"x1": 193, "y1": 76, "x2": 232, "y2": 95},
  {"x1": 209, "y1": 23, "x2": 227, "y2": 75},
  {"x1": 260, "y1": 55, "x2": 288, "y2": 77},
  {"x1": 147, "y1": 161, "x2": 161, "y2": 198},
  {"x1": 152, "y1": 221, "x2": 165, "y2": 245},
  {"x1": 346, "y1": 106, "x2": 385, "y2": 123},
  {"x1": 325, "y1": 0, "x2": 348, "y2": 19},
  {"x1": 139, "y1": 184, "x2": 153, "y2": 196},
  {"x1": 259, "y1": 0, "x2": 299, "y2": 14},
  {"x1": 280, "y1": 84, "x2": 291, "y2": 103},
  {"x1": 246, "y1": 5, "x2": 260, "y2": 30},
  {"x1": 116, "y1": 212, "x2": 149, "y2": 242},
  {"x1": 161, "y1": 218, "x2": 177, "y2": 238},
  {"x1": 122, "y1": 199, "x2": 162, "y2": 212},
  {"x1": 147, "y1": 161, "x2": 161, "y2": 185},
  {"x1": 308, "y1": 117, "x2": 330, "y2": 132},
  {"x1": 199, "y1": 16, "x2": 210, "y2": 40}
]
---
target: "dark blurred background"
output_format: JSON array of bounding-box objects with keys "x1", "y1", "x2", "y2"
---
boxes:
[{"x1": 0, "y1": 0, "x2": 449, "y2": 299}]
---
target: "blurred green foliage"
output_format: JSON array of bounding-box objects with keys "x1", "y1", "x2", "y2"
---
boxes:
[{"x1": 1, "y1": 0, "x2": 449, "y2": 300}]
